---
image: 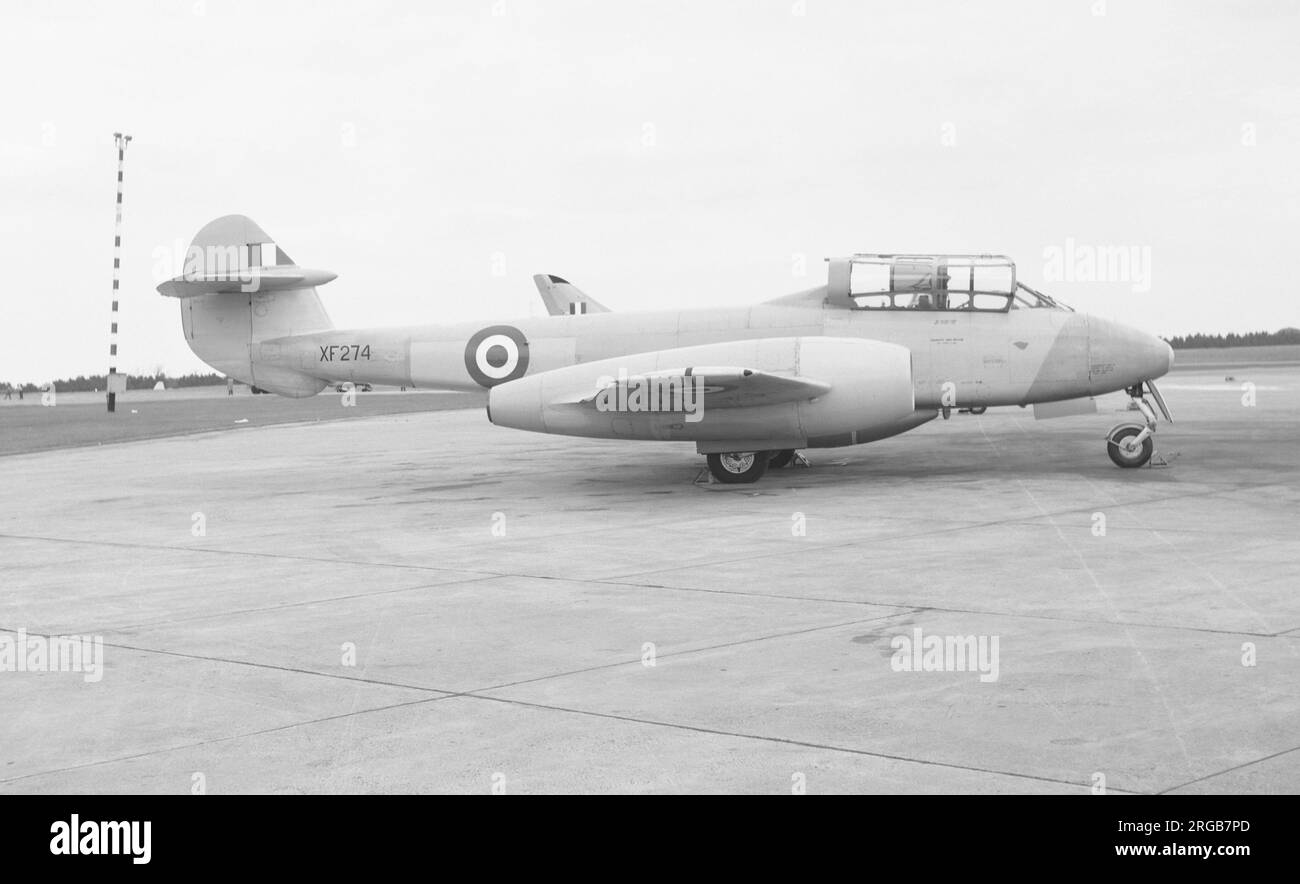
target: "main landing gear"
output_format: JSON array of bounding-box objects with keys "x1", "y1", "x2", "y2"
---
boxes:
[
  {"x1": 1106, "y1": 382, "x2": 1172, "y2": 469},
  {"x1": 706, "y1": 451, "x2": 770, "y2": 484},
  {"x1": 704, "y1": 449, "x2": 804, "y2": 484},
  {"x1": 767, "y1": 449, "x2": 797, "y2": 470}
]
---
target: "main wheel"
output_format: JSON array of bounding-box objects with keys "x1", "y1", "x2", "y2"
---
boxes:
[
  {"x1": 707, "y1": 451, "x2": 770, "y2": 484},
  {"x1": 1107, "y1": 426, "x2": 1153, "y2": 468},
  {"x1": 969, "y1": 406, "x2": 987, "y2": 415},
  {"x1": 768, "y1": 449, "x2": 796, "y2": 469}
]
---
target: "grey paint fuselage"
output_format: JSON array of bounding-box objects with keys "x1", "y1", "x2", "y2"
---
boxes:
[{"x1": 267, "y1": 296, "x2": 1173, "y2": 408}]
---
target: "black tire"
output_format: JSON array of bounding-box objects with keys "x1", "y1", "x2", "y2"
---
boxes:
[
  {"x1": 768, "y1": 449, "x2": 796, "y2": 469},
  {"x1": 1107, "y1": 426, "x2": 1153, "y2": 468},
  {"x1": 707, "y1": 451, "x2": 770, "y2": 484},
  {"x1": 969, "y1": 406, "x2": 987, "y2": 415}
]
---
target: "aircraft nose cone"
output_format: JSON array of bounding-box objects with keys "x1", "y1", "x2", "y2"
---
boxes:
[
  {"x1": 1088, "y1": 318, "x2": 1173, "y2": 387},
  {"x1": 1133, "y1": 332, "x2": 1173, "y2": 381},
  {"x1": 1140, "y1": 335, "x2": 1173, "y2": 380}
]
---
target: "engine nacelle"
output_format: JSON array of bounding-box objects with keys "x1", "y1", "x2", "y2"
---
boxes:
[{"x1": 488, "y1": 337, "x2": 931, "y2": 450}]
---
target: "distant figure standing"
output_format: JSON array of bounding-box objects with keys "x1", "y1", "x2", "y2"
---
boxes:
[
  {"x1": 227, "y1": 377, "x2": 234, "y2": 396},
  {"x1": 2, "y1": 385, "x2": 11, "y2": 400}
]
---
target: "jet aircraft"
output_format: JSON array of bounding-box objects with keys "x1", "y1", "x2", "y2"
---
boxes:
[{"x1": 158, "y1": 215, "x2": 1174, "y2": 483}]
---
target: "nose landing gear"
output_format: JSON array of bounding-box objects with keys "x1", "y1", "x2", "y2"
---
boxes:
[
  {"x1": 1106, "y1": 382, "x2": 1172, "y2": 468},
  {"x1": 1106, "y1": 423, "x2": 1155, "y2": 468}
]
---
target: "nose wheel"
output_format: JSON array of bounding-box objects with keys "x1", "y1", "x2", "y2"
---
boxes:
[
  {"x1": 1105, "y1": 382, "x2": 1172, "y2": 469},
  {"x1": 1106, "y1": 424, "x2": 1155, "y2": 468}
]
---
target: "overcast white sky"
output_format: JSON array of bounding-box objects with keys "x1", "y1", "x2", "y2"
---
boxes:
[{"x1": 1, "y1": 0, "x2": 1296, "y2": 382}]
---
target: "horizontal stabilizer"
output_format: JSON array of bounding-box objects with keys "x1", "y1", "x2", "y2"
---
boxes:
[
  {"x1": 533, "y1": 274, "x2": 611, "y2": 316},
  {"x1": 155, "y1": 214, "x2": 336, "y2": 298},
  {"x1": 567, "y1": 367, "x2": 830, "y2": 410},
  {"x1": 157, "y1": 266, "x2": 337, "y2": 298}
]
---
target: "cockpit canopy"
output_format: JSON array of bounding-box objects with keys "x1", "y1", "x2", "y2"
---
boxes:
[{"x1": 826, "y1": 254, "x2": 1072, "y2": 313}]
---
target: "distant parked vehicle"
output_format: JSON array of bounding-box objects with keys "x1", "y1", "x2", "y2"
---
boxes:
[{"x1": 335, "y1": 383, "x2": 373, "y2": 393}]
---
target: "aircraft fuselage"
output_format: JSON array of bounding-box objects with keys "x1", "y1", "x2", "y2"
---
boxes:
[{"x1": 267, "y1": 302, "x2": 1172, "y2": 409}]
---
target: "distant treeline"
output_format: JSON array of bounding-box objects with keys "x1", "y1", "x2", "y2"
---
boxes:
[
  {"x1": 4, "y1": 372, "x2": 227, "y2": 393},
  {"x1": 1166, "y1": 329, "x2": 1300, "y2": 349}
]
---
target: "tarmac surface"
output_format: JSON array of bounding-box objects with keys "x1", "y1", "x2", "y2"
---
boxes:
[{"x1": 1, "y1": 367, "x2": 1297, "y2": 793}]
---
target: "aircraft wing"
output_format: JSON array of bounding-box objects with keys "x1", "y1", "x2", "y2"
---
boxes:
[{"x1": 568, "y1": 367, "x2": 830, "y2": 409}]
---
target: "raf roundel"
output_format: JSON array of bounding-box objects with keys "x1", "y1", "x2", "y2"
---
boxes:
[{"x1": 464, "y1": 325, "x2": 530, "y2": 387}]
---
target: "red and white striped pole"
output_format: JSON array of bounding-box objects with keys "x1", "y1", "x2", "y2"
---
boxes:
[{"x1": 107, "y1": 132, "x2": 132, "y2": 413}]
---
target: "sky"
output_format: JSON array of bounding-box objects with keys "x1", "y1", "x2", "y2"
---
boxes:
[{"x1": 1, "y1": 0, "x2": 1297, "y2": 383}]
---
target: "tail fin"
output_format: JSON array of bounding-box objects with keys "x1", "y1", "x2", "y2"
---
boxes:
[
  {"x1": 158, "y1": 215, "x2": 334, "y2": 397},
  {"x1": 532, "y1": 274, "x2": 611, "y2": 316}
]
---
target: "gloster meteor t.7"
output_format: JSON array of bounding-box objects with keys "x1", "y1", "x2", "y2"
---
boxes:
[{"x1": 158, "y1": 215, "x2": 1174, "y2": 483}]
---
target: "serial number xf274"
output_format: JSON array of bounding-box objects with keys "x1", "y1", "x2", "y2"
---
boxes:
[
  {"x1": 158, "y1": 215, "x2": 1174, "y2": 484},
  {"x1": 318, "y1": 344, "x2": 371, "y2": 363}
]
